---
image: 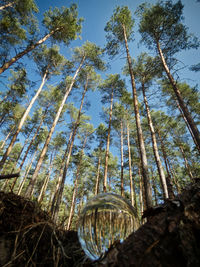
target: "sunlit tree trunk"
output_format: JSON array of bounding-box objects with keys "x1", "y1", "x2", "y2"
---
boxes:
[
  {"x1": 103, "y1": 86, "x2": 114, "y2": 192},
  {"x1": 156, "y1": 41, "x2": 200, "y2": 151},
  {"x1": 120, "y1": 120, "x2": 124, "y2": 197},
  {"x1": 0, "y1": 125, "x2": 15, "y2": 150},
  {"x1": 179, "y1": 145, "x2": 193, "y2": 180},
  {"x1": 126, "y1": 121, "x2": 134, "y2": 206},
  {"x1": 122, "y1": 24, "x2": 152, "y2": 208},
  {"x1": 38, "y1": 152, "x2": 54, "y2": 204},
  {"x1": 0, "y1": 70, "x2": 48, "y2": 170},
  {"x1": 18, "y1": 107, "x2": 48, "y2": 171},
  {"x1": 142, "y1": 83, "x2": 168, "y2": 199},
  {"x1": 94, "y1": 154, "x2": 101, "y2": 195},
  {"x1": 157, "y1": 130, "x2": 175, "y2": 199},
  {"x1": 0, "y1": 28, "x2": 62, "y2": 74},
  {"x1": 52, "y1": 73, "x2": 88, "y2": 221},
  {"x1": 50, "y1": 129, "x2": 73, "y2": 215},
  {"x1": 67, "y1": 137, "x2": 87, "y2": 230},
  {"x1": 17, "y1": 149, "x2": 38, "y2": 195},
  {"x1": 175, "y1": 100, "x2": 199, "y2": 153},
  {"x1": 25, "y1": 57, "x2": 85, "y2": 198},
  {"x1": 0, "y1": 1, "x2": 15, "y2": 10}
]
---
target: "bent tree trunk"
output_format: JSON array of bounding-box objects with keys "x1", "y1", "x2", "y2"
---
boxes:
[
  {"x1": 24, "y1": 57, "x2": 85, "y2": 198},
  {"x1": 122, "y1": 23, "x2": 152, "y2": 208},
  {"x1": 0, "y1": 70, "x2": 48, "y2": 170},
  {"x1": 142, "y1": 83, "x2": 168, "y2": 199},
  {"x1": 0, "y1": 28, "x2": 61, "y2": 74},
  {"x1": 157, "y1": 41, "x2": 200, "y2": 151},
  {"x1": 103, "y1": 86, "x2": 114, "y2": 193}
]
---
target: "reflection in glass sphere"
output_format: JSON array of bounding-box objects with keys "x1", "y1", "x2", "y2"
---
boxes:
[{"x1": 77, "y1": 193, "x2": 139, "y2": 260}]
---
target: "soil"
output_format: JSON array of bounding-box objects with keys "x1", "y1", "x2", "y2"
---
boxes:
[
  {"x1": 1, "y1": 179, "x2": 200, "y2": 267},
  {"x1": 0, "y1": 191, "x2": 91, "y2": 266}
]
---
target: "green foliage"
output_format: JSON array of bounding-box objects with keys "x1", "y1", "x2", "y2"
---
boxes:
[
  {"x1": 99, "y1": 74, "x2": 125, "y2": 104},
  {"x1": 137, "y1": 0, "x2": 199, "y2": 55},
  {"x1": 104, "y1": 6, "x2": 134, "y2": 56},
  {"x1": 32, "y1": 44, "x2": 67, "y2": 77},
  {"x1": 73, "y1": 41, "x2": 106, "y2": 71},
  {"x1": 43, "y1": 4, "x2": 83, "y2": 45}
]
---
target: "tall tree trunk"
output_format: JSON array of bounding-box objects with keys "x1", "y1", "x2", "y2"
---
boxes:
[
  {"x1": 9, "y1": 129, "x2": 33, "y2": 191},
  {"x1": 179, "y1": 145, "x2": 193, "y2": 180},
  {"x1": 38, "y1": 152, "x2": 54, "y2": 204},
  {"x1": 142, "y1": 83, "x2": 168, "y2": 199},
  {"x1": 126, "y1": 121, "x2": 134, "y2": 206},
  {"x1": 18, "y1": 106, "x2": 48, "y2": 171},
  {"x1": 17, "y1": 148, "x2": 38, "y2": 195},
  {"x1": 175, "y1": 100, "x2": 199, "y2": 152},
  {"x1": 0, "y1": 125, "x2": 15, "y2": 150},
  {"x1": 151, "y1": 167, "x2": 158, "y2": 206},
  {"x1": 103, "y1": 86, "x2": 114, "y2": 193},
  {"x1": 120, "y1": 120, "x2": 124, "y2": 197},
  {"x1": 122, "y1": 24, "x2": 152, "y2": 208},
  {"x1": 24, "y1": 57, "x2": 85, "y2": 198},
  {"x1": 139, "y1": 168, "x2": 144, "y2": 216},
  {"x1": 94, "y1": 153, "x2": 101, "y2": 195},
  {"x1": 52, "y1": 73, "x2": 88, "y2": 220},
  {"x1": 157, "y1": 130, "x2": 175, "y2": 199},
  {"x1": 50, "y1": 129, "x2": 73, "y2": 215},
  {"x1": 67, "y1": 137, "x2": 87, "y2": 230},
  {"x1": 0, "y1": 28, "x2": 62, "y2": 74},
  {"x1": 156, "y1": 41, "x2": 200, "y2": 151},
  {"x1": 0, "y1": 1, "x2": 15, "y2": 10},
  {"x1": 0, "y1": 70, "x2": 48, "y2": 170}
]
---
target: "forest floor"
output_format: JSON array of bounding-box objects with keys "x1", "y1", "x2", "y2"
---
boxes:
[{"x1": 0, "y1": 180, "x2": 200, "y2": 267}]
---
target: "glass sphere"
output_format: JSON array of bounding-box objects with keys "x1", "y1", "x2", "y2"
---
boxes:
[{"x1": 77, "y1": 193, "x2": 138, "y2": 260}]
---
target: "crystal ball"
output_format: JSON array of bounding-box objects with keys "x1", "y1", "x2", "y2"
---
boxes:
[{"x1": 77, "y1": 193, "x2": 138, "y2": 260}]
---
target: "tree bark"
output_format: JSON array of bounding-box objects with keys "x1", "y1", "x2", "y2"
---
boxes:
[
  {"x1": 0, "y1": 70, "x2": 48, "y2": 170},
  {"x1": 103, "y1": 86, "x2": 114, "y2": 193},
  {"x1": 38, "y1": 152, "x2": 54, "y2": 204},
  {"x1": 0, "y1": 28, "x2": 62, "y2": 74},
  {"x1": 0, "y1": 125, "x2": 15, "y2": 150},
  {"x1": 50, "y1": 129, "x2": 73, "y2": 216},
  {"x1": 24, "y1": 57, "x2": 85, "y2": 198},
  {"x1": 156, "y1": 41, "x2": 200, "y2": 151},
  {"x1": 175, "y1": 100, "x2": 200, "y2": 153},
  {"x1": 142, "y1": 83, "x2": 168, "y2": 199},
  {"x1": 157, "y1": 130, "x2": 175, "y2": 199},
  {"x1": 94, "y1": 154, "x2": 101, "y2": 195},
  {"x1": 122, "y1": 24, "x2": 152, "y2": 208},
  {"x1": 0, "y1": 1, "x2": 15, "y2": 10},
  {"x1": 179, "y1": 145, "x2": 193, "y2": 181},
  {"x1": 67, "y1": 137, "x2": 87, "y2": 230},
  {"x1": 18, "y1": 107, "x2": 48, "y2": 171},
  {"x1": 120, "y1": 120, "x2": 124, "y2": 197},
  {"x1": 17, "y1": 148, "x2": 38, "y2": 195},
  {"x1": 52, "y1": 72, "x2": 88, "y2": 221},
  {"x1": 126, "y1": 121, "x2": 134, "y2": 206}
]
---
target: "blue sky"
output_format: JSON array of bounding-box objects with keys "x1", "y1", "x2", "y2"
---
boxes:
[
  {"x1": 34, "y1": 0, "x2": 200, "y2": 128},
  {"x1": 1, "y1": 0, "x2": 200, "y2": 173}
]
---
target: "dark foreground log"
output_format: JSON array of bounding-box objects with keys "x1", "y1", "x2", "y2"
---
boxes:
[
  {"x1": 96, "y1": 179, "x2": 200, "y2": 267},
  {"x1": 0, "y1": 172, "x2": 20, "y2": 180}
]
